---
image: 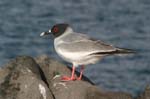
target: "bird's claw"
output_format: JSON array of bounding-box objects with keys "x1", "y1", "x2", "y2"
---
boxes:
[{"x1": 61, "y1": 76, "x2": 76, "y2": 81}]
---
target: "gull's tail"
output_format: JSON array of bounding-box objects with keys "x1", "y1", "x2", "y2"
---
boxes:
[{"x1": 92, "y1": 48, "x2": 136, "y2": 55}]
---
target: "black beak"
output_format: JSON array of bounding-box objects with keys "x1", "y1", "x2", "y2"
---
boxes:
[{"x1": 40, "y1": 30, "x2": 51, "y2": 36}]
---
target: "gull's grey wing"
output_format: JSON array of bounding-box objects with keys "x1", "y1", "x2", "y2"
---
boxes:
[
  {"x1": 57, "y1": 33, "x2": 116, "y2": 54},
  {"x1": 57, "y1": 40, "x2": 116, "y2": 54}
]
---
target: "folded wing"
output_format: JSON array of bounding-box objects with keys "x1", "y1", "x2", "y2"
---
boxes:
[{"x1": 57, "y1": 33, "x2": 117, "y2": 56}]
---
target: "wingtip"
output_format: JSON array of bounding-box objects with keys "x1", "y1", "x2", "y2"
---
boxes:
[{"x1": 117, "y1": 48, "x2": 137, "y2": 54}]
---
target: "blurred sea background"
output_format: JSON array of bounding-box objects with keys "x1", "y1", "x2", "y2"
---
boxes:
[{"x1": 0, "y1": 0, "x2": 150, "y2": 97}]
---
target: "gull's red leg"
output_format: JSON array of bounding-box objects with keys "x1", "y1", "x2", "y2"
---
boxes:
[
  {"x1": 77, "y1": 65, "x2": 84, "y2": 80},
  {"x1": 61, "y1": 66, "x2": 76, "y2": 81}
]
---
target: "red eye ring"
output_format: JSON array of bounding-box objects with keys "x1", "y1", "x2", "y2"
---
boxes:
[{"x1": 53, "y1": 27, "x2": 59, "y2": 32}]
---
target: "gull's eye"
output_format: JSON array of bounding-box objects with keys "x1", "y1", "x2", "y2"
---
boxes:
[{"x1": 53, "y1": 27, "x2": 59, "y2": 33}]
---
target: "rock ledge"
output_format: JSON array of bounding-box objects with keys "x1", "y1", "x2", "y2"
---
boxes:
[{"x1": 0, "y1": 55, "x2": 149, "y2": 99}]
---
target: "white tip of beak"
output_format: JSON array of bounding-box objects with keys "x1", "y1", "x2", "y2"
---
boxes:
[{"x1": 40, "y1": 32, "x2": 45, "y2": 36}]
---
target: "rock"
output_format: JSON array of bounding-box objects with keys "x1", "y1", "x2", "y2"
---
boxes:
[
  {"x1": 104, "y1": 91, "x2": 132, "y2": 99},
  {"x1": 36, "y1": 55, "x2": 107, "y2": 99},
  {"x1": 35, "y1": 55, "x2": 133, "y2": 99},
  {"x1": 137, "y1": 85, "x2": 150, "y2": 99},
  {"x1": 0, "y1": 56, "x2": 54, "y2": 99},
  {"x1": 0, "y1": 55, "x2": 143, "y2": 99}
]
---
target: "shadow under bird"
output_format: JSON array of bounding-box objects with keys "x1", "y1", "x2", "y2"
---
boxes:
[{"x1": 40, "y1": 23, "x2": 135, "y2": 81}]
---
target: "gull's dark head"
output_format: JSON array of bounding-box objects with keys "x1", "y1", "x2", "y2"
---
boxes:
[{"x1": 40, "y1": 23, "x2": 69, "y2": 38}]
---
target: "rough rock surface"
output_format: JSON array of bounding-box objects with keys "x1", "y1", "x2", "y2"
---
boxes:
[
  {"x1": 0, "y1": 56, "x2": 53, "y2": 99},
  {"x1": 0, "y1": 55, "x2": 149, "y2": 99},
  {"x1": 35, "y1": 55, "x2": 132, "y2": 99}
]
